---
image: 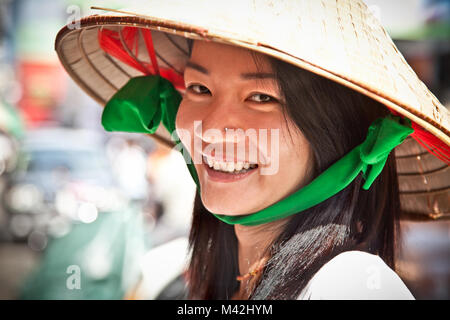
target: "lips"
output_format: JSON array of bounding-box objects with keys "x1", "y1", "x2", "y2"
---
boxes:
[
  {"x1": 192, "y1": 139, "x2": 269, "y2": 183},
  {"x1": 202, "y1": 154, "x2": 258, "y2": 171},
  {"x1": 202, "y1": 161, "x2": 258, "y2": 183},
  {"x1": 200, "y1": 145, "x2": 267, "y2": 166}
]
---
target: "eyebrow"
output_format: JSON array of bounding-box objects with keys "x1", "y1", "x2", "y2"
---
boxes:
[
  {"x1": 185, "y1": 61, "x2": 209, "y2": 74},
  {"x1": 185, "y1": 61, "x2": 277, "y2": 80}
]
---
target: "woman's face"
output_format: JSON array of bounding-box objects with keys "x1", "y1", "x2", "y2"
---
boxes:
[{"x1": 176, "y1": 40, "x2": 314, "y2": 215}]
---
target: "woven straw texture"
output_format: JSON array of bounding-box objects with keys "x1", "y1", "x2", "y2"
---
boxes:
[{"x1": 54, "y1": 0, "x2": 449, "y2": 220}]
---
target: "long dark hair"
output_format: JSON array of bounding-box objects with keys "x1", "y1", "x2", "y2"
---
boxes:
[{"x1": 185, "y1": 42, "x2": 401, "y2": 299}]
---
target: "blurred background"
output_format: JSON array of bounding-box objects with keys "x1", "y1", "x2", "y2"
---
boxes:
[{"x1": 0, "y1": 0, "x2": 448, "y2": 300}]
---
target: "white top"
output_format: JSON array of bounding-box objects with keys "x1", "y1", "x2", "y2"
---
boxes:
[{"x1": 297, "y1": 250, "x2": 415, "y2": 300}]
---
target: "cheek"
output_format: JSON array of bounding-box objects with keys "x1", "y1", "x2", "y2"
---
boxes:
[
  {"x1": 175, "y1": 100, "x2": 197, "y2": 152},
  {"x1": 268, "y1": 123, "x2": 313, "y2": 197},
  {"x1": 175, "y1": 100, "x2": 190, "y2": 133},
  {"x1": 279, "y1": 128, "x2": 313, "y2": 189}
]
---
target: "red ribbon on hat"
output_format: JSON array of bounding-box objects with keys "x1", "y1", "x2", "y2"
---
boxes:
[
  {"x1": 389, "y1": 109, "x2": 449, "y2": 164},
  {"x1": 97, "y1": 26, "x2": 185, "y2": 90}
]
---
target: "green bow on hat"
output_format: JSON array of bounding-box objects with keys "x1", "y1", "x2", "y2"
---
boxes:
[
  {"x1": 101, "y1": 75, "x2": 200, "y2": 188},
  {"x1": 102, "y1": 75, "x2": 179, "y2": 136},
  {"x1": 101, "y1": 75, "x2": 414, "y2": 226}
]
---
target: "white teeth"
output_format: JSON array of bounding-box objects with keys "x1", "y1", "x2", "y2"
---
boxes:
[
  {"x1": 204, "y1": 155, "x2": 257, "y2": 173},
  {"x1": 220, "y1": 162, "x2": 228, "y2": 171}
]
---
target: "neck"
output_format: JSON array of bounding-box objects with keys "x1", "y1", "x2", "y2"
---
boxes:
[{"x1": 234, "y1": 217, "x2": 290, "y2": 276}]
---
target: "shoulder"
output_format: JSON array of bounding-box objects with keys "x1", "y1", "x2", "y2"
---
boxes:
[{"x1": 297, "y1": 250, "x2": 415, "y2": 300}]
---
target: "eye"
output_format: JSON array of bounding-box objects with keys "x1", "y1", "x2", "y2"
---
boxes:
[
  {"x1": 187, "y1": 84, "x2": 211, "y2": 95},
  {"x1": 248, "y1": 93, "x2": 277, "y2": 103}
]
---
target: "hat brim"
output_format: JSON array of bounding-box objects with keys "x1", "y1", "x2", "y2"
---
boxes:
[{"x1": 54, "y1": 4, "x2": 450, "y2": 220}]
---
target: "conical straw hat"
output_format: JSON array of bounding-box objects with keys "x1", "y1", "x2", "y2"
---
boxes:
[{"x1": 54, "y1": 0, "x2": 449, "y2": 221}]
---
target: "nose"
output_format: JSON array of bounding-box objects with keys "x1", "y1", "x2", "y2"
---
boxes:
[{"x1": 194, "y1": 96, "x2": 245, "y2": 144}]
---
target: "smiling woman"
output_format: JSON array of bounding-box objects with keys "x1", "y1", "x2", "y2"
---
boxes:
[
  {"x1": 54, "y1": 0, "x2": 449, "y2": 300},
  {"x1": 183, "y1": 39, "x2": 411, "y2": 300}
]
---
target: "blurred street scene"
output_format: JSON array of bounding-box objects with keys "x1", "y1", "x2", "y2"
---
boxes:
[
  {"x1": 0, "y1": 0, "x2": 196, "y2": 300},
  {"x1": 0, "y1": 0, "x2": 448, "y2": 300}
]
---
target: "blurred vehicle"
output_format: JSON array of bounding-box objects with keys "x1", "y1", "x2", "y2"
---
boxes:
[{"x1": 0, "y1": 127, "x2": 128, "y2": 247}]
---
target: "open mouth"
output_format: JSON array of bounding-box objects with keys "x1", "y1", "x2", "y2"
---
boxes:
[
  {"x1": 203, "y1": 155, "x2": 259, "y2": 174},
  {"x1": 202, "y1": 154, "x2": 259, "y2": 182}
]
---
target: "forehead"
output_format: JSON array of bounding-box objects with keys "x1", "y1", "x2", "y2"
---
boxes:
[{"x1": 188, "y1": 40, "x2": 272, "y2": 74}]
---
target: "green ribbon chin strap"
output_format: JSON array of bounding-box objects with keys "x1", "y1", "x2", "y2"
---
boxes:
[
  {"x1": 214, "y1": 114, "x2": 413, "y2": 226},
  {"x1": 101, "y1": 75, "x2": 414, "y2": 227}
]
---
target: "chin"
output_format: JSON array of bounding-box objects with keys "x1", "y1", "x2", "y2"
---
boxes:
[{"x1": 201, "y1": 196, "x2": 255, "y2": 216}]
